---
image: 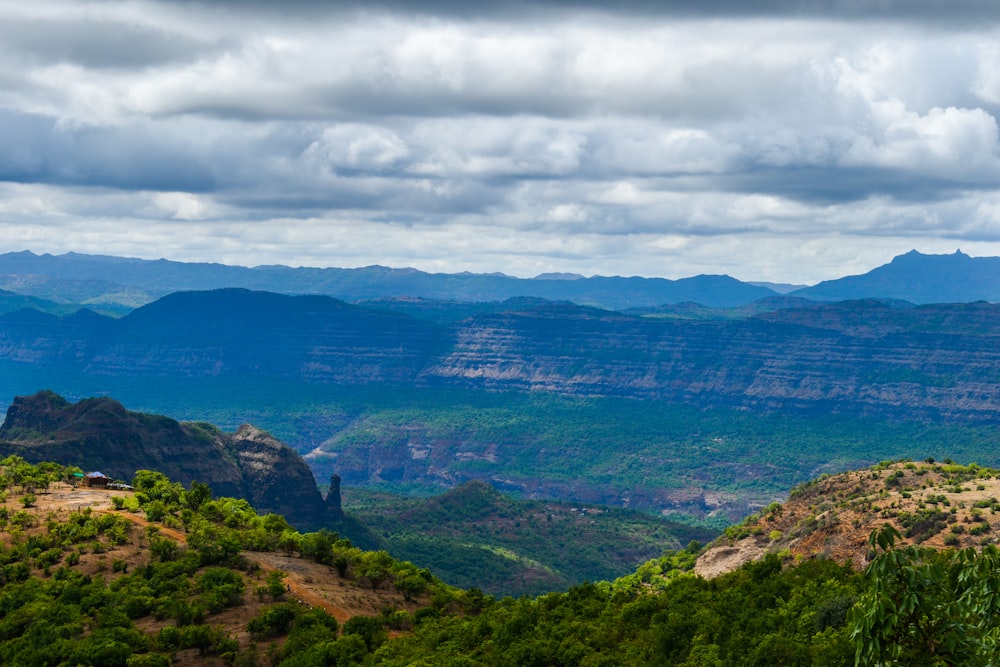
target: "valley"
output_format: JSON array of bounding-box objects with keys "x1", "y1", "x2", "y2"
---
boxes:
[{"x1": 2, "y1": 248, "x2": 1000, "y2": 631}]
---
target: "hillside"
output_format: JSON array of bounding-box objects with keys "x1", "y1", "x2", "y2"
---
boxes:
[
  {"x1": 0, "y1": 391, "x2": 336, "y2": 529},
  {"x1": 696, "y1": 459, "x2": 1000, "y2": 578},
  {"x1": 3, "y1": 457, "x2": 1000, "y2": 665},
  {"x1": 345, "y1": 481, "x2": 717, "y2": 597},
  {"x1": 0, "y1": 458, "x2": 464, "y2": 666}
]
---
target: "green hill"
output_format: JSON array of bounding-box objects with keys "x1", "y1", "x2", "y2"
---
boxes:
[
  {"x1": 346, "y1": 481, "x2": 717, "y2": 596},
  {"x1": 2, "y1": 457, "x2": 999, "y2": 665}
]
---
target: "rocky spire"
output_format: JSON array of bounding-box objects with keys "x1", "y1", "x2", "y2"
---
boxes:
[{"x1": 326, "y1": 474, "x2": 344, "y2": 520}]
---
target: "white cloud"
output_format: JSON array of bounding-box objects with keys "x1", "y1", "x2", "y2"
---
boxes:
[
  {"x1": 841, "y1": 103, "x2": 1000, "y2": 178},
  {"x1": 0, "y1": 3, "x2": 999, "y2": 282},
  {"x1": 304, "y1": 125, "x2": 410, "y2": 171}
]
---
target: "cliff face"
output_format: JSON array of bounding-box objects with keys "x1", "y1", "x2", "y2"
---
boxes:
[
  {"x1": 3, "y1": 290, "x2": 1000, "y2": 423},
  {"x1": 0, "y1": 391, "x2": 332, "y2": 529},
  {"x1": 224, "y1": 424, "x2": 327, "y2": 526},
  {"x1": 417, "y1": 300, "x2": 1000, "y2": 421}
]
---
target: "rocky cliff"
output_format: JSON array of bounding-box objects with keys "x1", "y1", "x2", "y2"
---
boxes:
[
  {"x1": 417, "y1": 299, "x2": 1000, "y2": 421},
  {"x1": 0, "y1": 391, "x2": 334, "y2": 529},
  {"x1": 3, "y1": 290, "x2": 1000, "y2": 423}
]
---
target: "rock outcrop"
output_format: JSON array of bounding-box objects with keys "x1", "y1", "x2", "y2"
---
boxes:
[
  {"x1": 325, "y1": 474, "x2": 344, "y2": 521},
  {"x1": 224, "y1": 423, "x2": 328, "y2": 527}
]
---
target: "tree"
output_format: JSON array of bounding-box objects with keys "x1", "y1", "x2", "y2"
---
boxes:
[
  {"x1": 299, "y1": 530, "x2": 335, "y2": 565},
  {"x1": 850, "y1": 524, "x2": 1000, "y2": 665},
  {"x1": 182, "y1": 481, "x2": 212, "y2": 511},
  {"x1": 395, "y1": 574, "x2": 428, "y2": 602},
  {"x1": 358, "y1": 551, "x2": 394, "y2": 591},
  {"x1": 266, "y1": 570, "x2": 287, "y2": 600}
]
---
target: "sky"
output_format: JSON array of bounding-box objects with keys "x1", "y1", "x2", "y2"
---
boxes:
[{"x1": 2, "y1": 1, "x2": 1000, "y2": 284}]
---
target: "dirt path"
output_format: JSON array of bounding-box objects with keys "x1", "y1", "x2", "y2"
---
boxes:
[
  {"x1": 31, "y1": 483, "x2": 419, "y2": 623},
  {"x1": 100, "y1": 509, "x2": 357, "y2": 622}
]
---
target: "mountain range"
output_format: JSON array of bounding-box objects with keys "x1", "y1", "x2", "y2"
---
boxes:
[
  {"x1": 2, "y1": 248, "x2": 1000, "y2": 312},
  {"x1": 3, "y1": 247, "x2": 1000, "y2": 526},
  {"x1": 3, "y1": 288, "x2": 1000, "y2": 423}
]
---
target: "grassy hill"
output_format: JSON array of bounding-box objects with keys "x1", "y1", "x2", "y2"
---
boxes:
[{"x1": 696, "y1": 458, "x2": 1000, "y2": 578}]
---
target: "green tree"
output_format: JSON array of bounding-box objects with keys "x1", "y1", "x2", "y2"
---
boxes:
[
  {"x1": 266, "y1": 570, "x2": 288, "y2": 600},
  {"x1": 182, "y1": 481, "x2": 213, "y2": 511},
  {"x1": 850, "y1": 524, "x2": 1000, "y2": 665}
]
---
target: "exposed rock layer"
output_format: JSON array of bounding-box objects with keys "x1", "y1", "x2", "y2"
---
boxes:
[{"x1": 2, "y1": 291, "x2": 1000, "y2": 422}]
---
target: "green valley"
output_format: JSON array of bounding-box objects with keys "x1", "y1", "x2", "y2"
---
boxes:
[{"x1": 344, "y1": 481, "x2": 716, "y2": 596}]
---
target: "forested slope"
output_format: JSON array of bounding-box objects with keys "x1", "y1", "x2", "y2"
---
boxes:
[{"x1": 0, "y1": 458, "x2": 997, "y2": 665}]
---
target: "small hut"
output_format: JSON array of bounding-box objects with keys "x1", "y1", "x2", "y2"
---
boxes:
[{"x1": 83, "y1": 472, "x2": 109, "y2": 488}]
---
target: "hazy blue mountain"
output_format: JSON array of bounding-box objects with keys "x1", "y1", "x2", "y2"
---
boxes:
[
  {"x1": 7, "y1": 249, "x2": 1000, "y2": 312},
  {"x1": 3, "y1": 288, "x2": 1000, "y2": 425},
  {"x1": 0, "y1": 289, "x2": 82, "y2": 316},
  {"x1": 87, "y1": 288, "x2": 441, "y2": 382},
  {"x1": 0, "y1": 250, "x2": 777, "y2": 310},
  {"x1": 792, "y1": 249, "x2": 1000, "y2": 303},
  {"x1": 748, "y1": 280, "x2": 807, "y2": 294}
]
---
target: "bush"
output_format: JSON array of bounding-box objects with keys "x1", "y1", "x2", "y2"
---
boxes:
[{"x1": 247, "y1": 603, "x2": 299, "y2": 640}]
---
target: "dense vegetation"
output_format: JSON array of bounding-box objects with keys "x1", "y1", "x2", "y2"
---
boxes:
[
  {"x1": 2, "y1": 457, "x2": 1000, "y2": 665},
  {"x1": 345, "y1": 481, "x2": 716, "y2": 596},
  {"x1": 285, "y1": 388, "x2": 1000, "y2": 521},
  {"x1": 0, "y1": 457, "x2": 466, "y2": 666}
]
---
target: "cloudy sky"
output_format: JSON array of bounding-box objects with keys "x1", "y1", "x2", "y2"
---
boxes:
[{"x1": 2, "y1": 0, "x2": 1000, "y2": 283}]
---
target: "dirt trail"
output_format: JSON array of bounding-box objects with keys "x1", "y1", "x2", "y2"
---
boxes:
[
  {"x1": 32, "y1": 482, "x2": 419, "y2": 623},
  {"x1": 102, "y1": 509, "x2": 355, "y2": 622}
]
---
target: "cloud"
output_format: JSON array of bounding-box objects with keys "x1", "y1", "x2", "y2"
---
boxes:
[
  {"x1": 155, "y1": 0, "x2": 1000, "y2": 24},
  {"x1": 0, "y1": 1, "x2": 1000, "y2": 283},
  {"x1": 0, "y1": 17, "x2": 222, "y2": 69}
]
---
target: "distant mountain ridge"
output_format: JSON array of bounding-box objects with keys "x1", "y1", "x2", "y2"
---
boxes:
[
  {"x1": 2, "y1": 289, "x2": 1000, "y2": 423},
  {"x1": 793, "y1": 249, "x2": 1000, "y2": 302},
  {"x1": 0, "y1": 250, "x2": 775, "y2": 310},
  {"x1": 3, "y1": 248, "x2": 1000, "y2": 311}
]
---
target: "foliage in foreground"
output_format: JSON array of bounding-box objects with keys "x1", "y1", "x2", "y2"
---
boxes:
[
  {"x1": 0, "y1": 457, "x2": 461, "y2": 666},
  {"x1": 4, "y1": 457, "x2": 1000, "y2": 666},
  {"x1": 851, "y1": 524, "x2": 1000, "y2": 666}
]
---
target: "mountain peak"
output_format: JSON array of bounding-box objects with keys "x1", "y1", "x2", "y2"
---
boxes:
[
  {"x1": 892, "y1": 248, "x2": 970, "y2": 263},
  {"x1": 794, "y1": 249, "x2": 1000, "y2": 303}
]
